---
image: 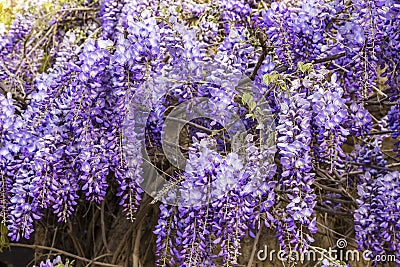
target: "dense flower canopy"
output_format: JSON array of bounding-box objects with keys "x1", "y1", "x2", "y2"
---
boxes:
[{"x1": 0, "y1": 0, "x2": 399, "y2": 266}]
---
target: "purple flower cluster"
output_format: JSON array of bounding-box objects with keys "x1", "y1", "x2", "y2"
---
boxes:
[
  {"x1": 71, "y1": 39, "x2": 115, "y2": 203},
  {"x1": 381, "y1": 1, "x2": 400, "y2": 102},
  {"x1": 261, "y1": 1, "x2": 332, "y2": 69},
  {"x1": 99, "y1": 0, "x2": 124, "y2": 40},
  {"x1": 388, "y1": 105, "x2": 400, "y2": 156},
  {"x1": 220, "y1": 0, "x2": 251, "y2": 24},
  {"x1": 351, "y1": 138, "x2": 387, "y2": 178},
  {"x1": 333, "y1": 0, "x2": 387, "y2": 100},
  {"x1": 276, "y1": 91, "x2": 317, "y2": 254},
  {"x1": 346, "y1": 103, "x2": 372, "y2": 137},
  {"x1": 355, "y1": 171, "x2": 400, "y2": 263},
  {"x1": 0, "y1": 91, "x2": 41, "y2": 240},
  {"x1": 34, "y1": 256, "x2": 72, "y2": 267},
  {"x1": 29, "y1": 61, "x2": 81, "y2": 224},
  {"x1": 309, "y1": 76, "x2": 349, "y2": 171},
  {"x1": 155, "y1": 139, "x2": 221, "y2": 266},
  {"x1": 0, "y1": 0, "x2": 399, "y2": 266},
  {"x1": 243, "y1": 134, "x2": 277, "y2": 230},
  {"x1": 155, "y1": 133, "x2": 277, "y2": 266}
]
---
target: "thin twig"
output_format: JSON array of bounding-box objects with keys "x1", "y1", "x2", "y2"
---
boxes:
[
  {"x1": 84, "y1": 254, "x2": 113, "y2": 267},
  {"x1": 111, "y1": 227, "x2": 133, "y2": 264},
  {"x1": 274, "y1": 51, "x2": 347, "y2": 73},
  {"x1": 67, "y1": 221, "x2": 85, "y2": 258},
  {"x1": 344, "y1": 160, "x2": 390, "y2": 171},
  {"x1": 366, "y1": 130, "x2": 400, "y2": 135},
  {"x1": 237, "y1": 51, "x2": 347, "y2": 87},
  {"x1": 249, "y1": 32, "x2": 268, "y2": 80},
  {"x1": 314, "y1": 182, "x2": 346, "y2": 194},
  {"x1": 132, "y1": 220, "x2": 142, "y2": 267},
  {"x1": 364, "y1": 101, "x2": 399, "y2": 106},
  {"x1": 314, "y1": 206, "x2": 352, "y2": 217},
  {"x1": 246, "y1": 223, "x2": 262, "y2": 267},
  {"x1": 10, "y1": 243, "x2": 121, "y2": 267},
  {"x1": 47, "y1": 226, "x2": 58, "y2": 259},
  {"x1": 101, "y1": 201, "x2": 111, "y2": 253}
]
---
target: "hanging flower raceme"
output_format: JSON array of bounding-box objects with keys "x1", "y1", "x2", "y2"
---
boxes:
[
  {"x1": 68, "y1": 39, "x2": 115, "y2": 203},
  {"x1": 99, "y1": 0, "x2": 125, "y2": 40},
  {"x1": 355, "y1": 171, "x2": 400, "y2": 264},
  {"x1": 346, "y1": 103, "x2": 372, "y2": 137},
  {"x1": 155, "y1": 138, "x2": 222, "y2": 266},
  {"x1": 308, "y1": 73, "x2": 349, "y2": 172},
  {"x1": 275, "y1": 90, "x2": 317, "y2": 255},
  {"x1": 333, "y1": 0, "x2": 387, "y2": 100},
  {"x1": 261, "y1": 0, "x2": 333, "y2": 70},
  {"x1": 388, "y1": 105, "x2": 400, "y2": 156}
]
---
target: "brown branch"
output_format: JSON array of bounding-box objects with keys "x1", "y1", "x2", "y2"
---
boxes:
[
  {"x1": 388, "y1": 162, "x2": 400, "y2": 168},
  {"x1": 274, "y1": 51, "x2": 347, "y2": 73},
  {"x1": 321, "y1": 195, "x2": 354, "y2": 204},
  {"x1": 124, "y1": 228, "x2": 133, "y2": 267},
  {"x1": 101, "y1": 201, "x2": 111, "y2": 253},
  {"x1": 166, "y1": 116, "x2": 230, "y2": 143},
  {"x1": 313, "y1": 51, "x2": 347, "y2": 64},
  {"x1": 250, "y1": 34, "x2": 269, "y2": 81},
  {"x1": 14, "y1": 24, "x2": 56, "y2": 83},
  {"x1": 366, "y1": 130, "x2": 400, "y2": 136},
  {"x1": 84, "y1": 254, "x2": 113, "y2": 267},
  {"x1": 111, "y1": 226, "x2": 133, "y2": 264},
  {"x1": 111, "y1": 196, "x2": 154, "y2": 265},
  {"x1": 142, "y1": 231, "x2": 154, "y2": 264},
  {"x1": 85, "y1": 207, "x2": 100, "y2": 257},
  {"x1": 237, "y1": 51, "x2": 347, "y2": 88},
  {"x1": 47, "y1": 226, "x2": 58, "y2": 259},
  {"x1": 0, "y1": 82, "x2": 27, "y2": 107},
  {"x1": 344, "y1": 160, "x2": 390, "y2": 171},
  {"x1": 313, "y1": 205, "x2": 353, "y2": 217},
  {"x1": 132, "y1": 220, "x2": 142, "y2": 267},
  {"x1": 314, "y1": 182, "x2": 347, "y2": 194},
  {"x1": 363, "y1": 101, "x2": 399, "y2": 106},
  {"x1": 10, "y1": 243, "x2": 121, "y2": 267},
  {"x1": 246, "y1": 223, "x2": 262, "y2": 267},
  {"x1": 67, "y1": 221, "x2": 85, "y2": 259}
]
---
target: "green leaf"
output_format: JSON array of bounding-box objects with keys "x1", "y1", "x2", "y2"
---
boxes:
[
  {"x1": 249, "y1": 101, "x2": 256, "y2": 112},
  {"x1": 264, "y1": 72, "x2": 280, "y2": 85},
  {"x1": 242, "y1": 92, "x2": 252, "y2": 105},
  {"x1": 245, "y1": 113, "x2": 254, "y2": 119},
  {"x1": 55, "y1": 258, "x2": 75, "y2": 267},
  {"x1": 297, "y1": 62, "x2": 305, "y2": 73},
  {"x1": 298, "y1": 61, "x2": 314, "y2": 73},
  {"x1": 263, "y1": 74, "x2": 271, "y2": 85},
  {"x1": 255, "y1": 106, "x2": 264, "y2": 116}
]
